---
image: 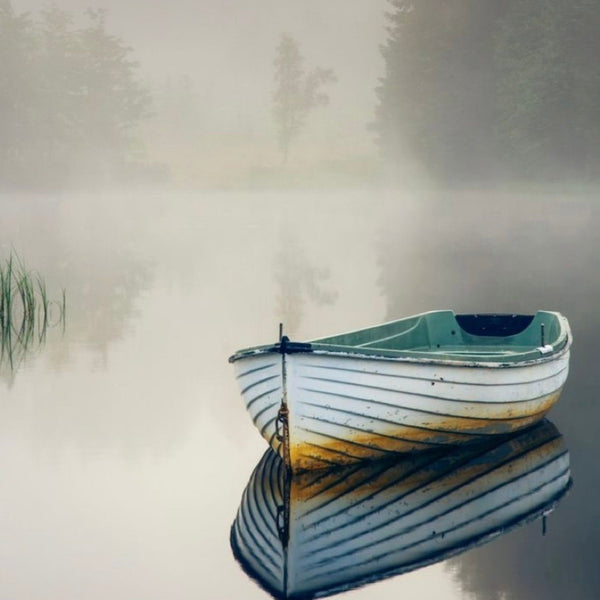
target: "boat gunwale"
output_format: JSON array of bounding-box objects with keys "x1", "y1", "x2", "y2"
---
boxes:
[
  {"x1": 228, "y1": 311, "x2": 571, "y2": 367},
  {"x1": 229, "y1": 331, "x2": 571, "y2": 369}
]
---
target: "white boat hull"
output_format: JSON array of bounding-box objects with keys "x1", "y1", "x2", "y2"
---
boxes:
[
  {"x1": 234, "y1": 354, "x2": 284, "y2": 456},
  {"x1": 233, "y1": 349, "x2": 569, "y2": 472}
]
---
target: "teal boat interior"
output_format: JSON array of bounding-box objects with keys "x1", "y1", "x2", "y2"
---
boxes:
[
  {"x1": 229, "y1": 310, "x2": 570, "y2": 364},
  {"x1": 307, "y1": 310, "x2": 570, "y2": 363}
]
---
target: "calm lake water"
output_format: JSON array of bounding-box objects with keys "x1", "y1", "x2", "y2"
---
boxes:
[{"x1": 0, "y1": 188, "x2": 597, "y2": 599}]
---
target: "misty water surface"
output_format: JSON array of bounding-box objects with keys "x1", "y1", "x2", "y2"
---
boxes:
[{"x1": 0, "y1": 188, "x2": 597, "y2": 600}]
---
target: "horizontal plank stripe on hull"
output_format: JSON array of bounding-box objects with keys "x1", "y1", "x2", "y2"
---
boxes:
[
  {"x1": 232, "y1": 453, "x2": 286, "y2": 588},
  {"x1": 235, "y1": 503, "x2": 280, "y2": 578},
  {"x1": 251, "y1": 401, "x2": 280, "y2": 427},
  {"x1": 248, "y1": 474, "x2": 280, "y2": 557},
  {"x1": 298, "y1": 433, "x2": 564, "y2": 545},
  {"x1": 297, "y1": 361, "x2": 569, "y2": 387},
  {"x1": 236, "y1": 362, "x2": 279, "y2": 379},
  {"x1": 295, "y1": 456, "x2": 438, "y2": 501},
  {"x1": 289, "y1": 434, "x2": 493, "y2": 472},
  {"x1": 290, "y1": 436, "x2": 397, "y2": 471},
  {"x1": 296, "y1": 387, "x2": 561, "y2": 421},
  {"x1": 289, "y1": 435, "x2": 427, "y2": 472},
  {"x1": 301, "y1": 449, "x2": 568, "y2": 569},
  {"x1": 299, "y1": 418, "x2": 450, "y2": 449},
  {"x1": 298, "y1": 432, "x2": 396, "y2": 457},
  {"x1": 296, "y1": 352, "x2": 569, "y2": 381},
  {"x1": 295, "y1": 452, "x2": 345, "y2": 469},
  {"x1": 245, "y1": 386, "x2": 281, "y2": 412},
  {"x1": 231, "y1": 521, "x2": 282, "y2": 592},
  {"x1": 299, "y1": 452, "x2": 458, "y2": 524},
  {"x1": 298, "y1": 405, "x2": 525, "y2": 438},
  {"x1": 231, "y1": 521, "x2": 265, "y2": 573},
  {"x1": 302, "y1": 466, "x2": 570, "y2": 581},
  {"x1": 241, "y1": 374, "x2": 280, "y2": 396},
  {"x1": 302, "y1": 441, "x2": 367, "y2": 461},
  {"x1": 302, "y1": 411, "x2": 470, "y2": 441},
  {"x1": 295, "y1": 401, "x2": 552, "y2": 441},
  {"x1": 241, "y1": 487, "x2": 281, "y2": 571},
  {"x1": 300, "y1": 462, "x2": 392, "y2": 505},
  {"x1": 260, "y1": 416, "x2": 278, "y2": 437},
  {"x1": 235, "y1": 356, "x2": 282, "y2": 445},
  {"x1": 298, "y1": 371, "x2": 564, "y2": 404}
]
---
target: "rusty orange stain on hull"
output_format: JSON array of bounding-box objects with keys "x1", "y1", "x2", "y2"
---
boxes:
[
  {"x1": 286, "y1": 389, "x2": 563, "y2": 472},
  {"x1": 290, "y1": 433, "x2": 565, "y2": 501}
]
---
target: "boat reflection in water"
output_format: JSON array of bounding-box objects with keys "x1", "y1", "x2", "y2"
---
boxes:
[{"x1": 231, "y1": 420, "x2": 571, "y2": 599}]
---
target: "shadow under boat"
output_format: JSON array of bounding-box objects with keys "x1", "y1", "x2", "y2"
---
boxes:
[{"x1": 231, "y1": 419, "x2": 571, "y2": 600}]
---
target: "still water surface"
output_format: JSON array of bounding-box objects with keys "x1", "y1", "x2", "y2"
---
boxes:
[{"x1": 0, "y1": 189, "x2": 597, "y2": 599}]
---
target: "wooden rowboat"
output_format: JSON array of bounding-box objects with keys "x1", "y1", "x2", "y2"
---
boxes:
[
  {"x1": 229, "y1": 310, "x2": 571, "y2": 472},
  {"x1": 231, "y1": 420, "x2": 571, "y2": 600}
]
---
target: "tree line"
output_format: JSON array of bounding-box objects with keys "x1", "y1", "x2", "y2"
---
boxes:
[
  {"x1": 374, "y1": 0, "x2": 600, "y2": 183},
  {"x1": 5, "y1": 0, "x2": 595, "y2": 189},
  {"x1": 0, "y1": 1, "x2": 149, "y2": 188}
]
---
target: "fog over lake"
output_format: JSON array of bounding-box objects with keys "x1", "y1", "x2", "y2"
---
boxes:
[{"x1": 1, "y1": 1, "x2": 599, "y2": 599}]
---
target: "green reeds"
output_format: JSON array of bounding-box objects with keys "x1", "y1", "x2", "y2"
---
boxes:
[{"x1": 0, "y1": 253, "x2": 66, "y2": 371}]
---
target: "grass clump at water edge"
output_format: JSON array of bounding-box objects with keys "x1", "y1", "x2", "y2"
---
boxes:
[{"x1": 0, "y1": 253, "x2": 66, "y2": 371}]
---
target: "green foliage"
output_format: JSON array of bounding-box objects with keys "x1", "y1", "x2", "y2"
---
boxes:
[
  {"x1": 0, "y1": 2, "x2": 149, "y2": 188},
  {"x1": 374, "y1": 0, "x2": 600, "y2": 182},
  {"x1": 0, "y1": 252, "x2": 66, "y2": 371},
  {"x1": 273, "y1": 34, "x2": 336, "y2": 162}
]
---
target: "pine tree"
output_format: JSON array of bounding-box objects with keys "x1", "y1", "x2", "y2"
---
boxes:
[
  {"x1": 76, "y1": 9, "x2": 150, "y2": 178},
  {"x1": 375, "y1": 0, "x2": 600, "y2": 182},
  {"x1": 374, "y1": 0, "x2": 500, "y2": 181}
]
